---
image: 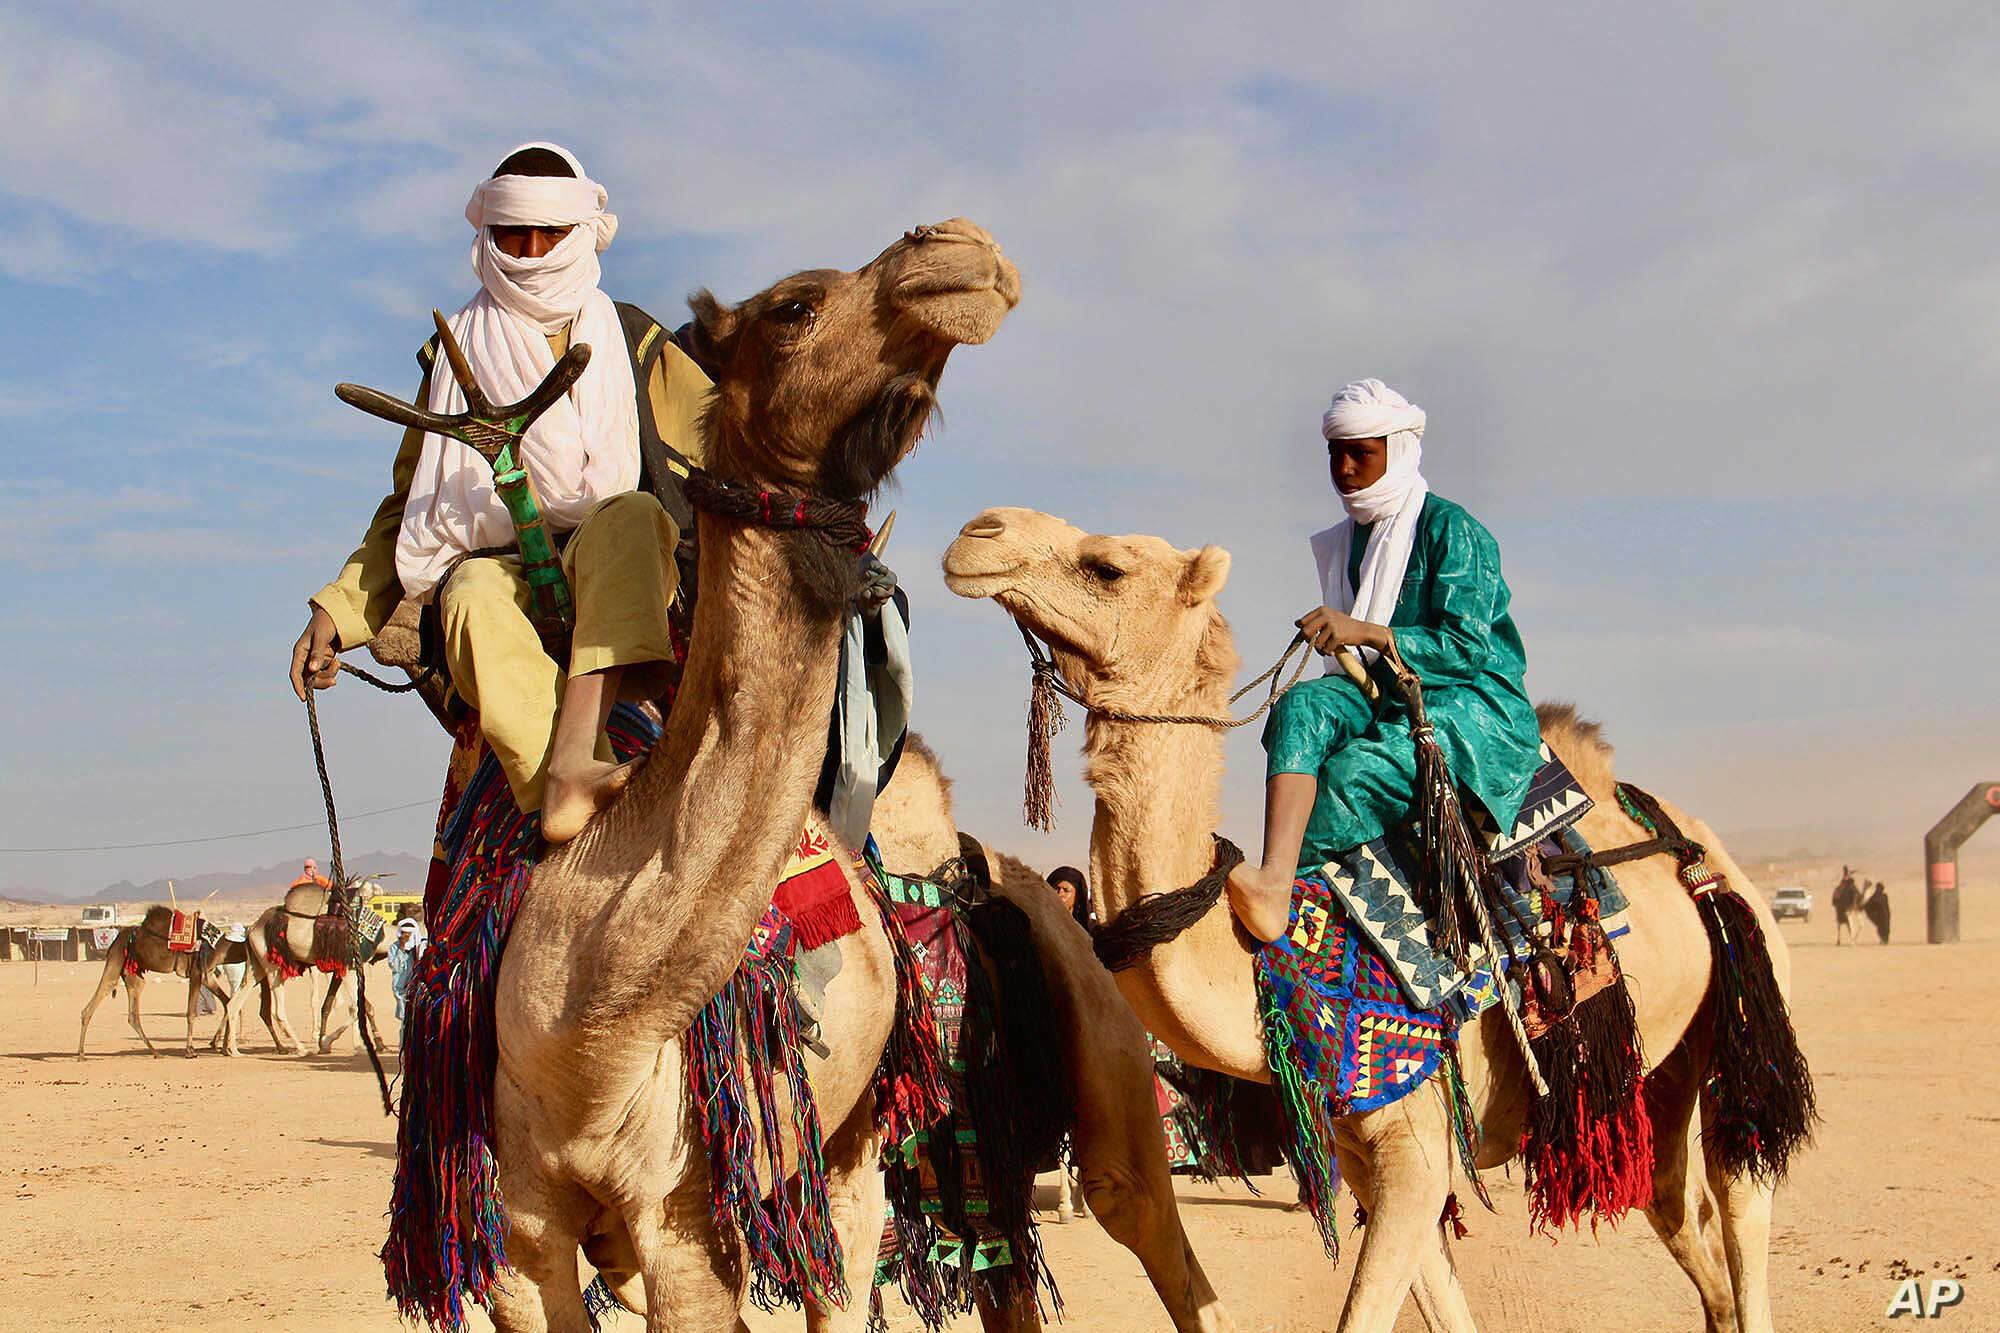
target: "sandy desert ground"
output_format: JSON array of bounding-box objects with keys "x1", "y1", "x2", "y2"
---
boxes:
[{"x1": 4, "y1": 858, "x2": 1995, "y2": 1333}]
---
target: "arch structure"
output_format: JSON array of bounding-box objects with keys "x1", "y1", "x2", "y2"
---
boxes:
[{"x1": 1923, "y1": 782, "x2": 2000, "y2": 943}]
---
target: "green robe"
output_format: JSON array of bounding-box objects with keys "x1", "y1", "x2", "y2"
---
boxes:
[{"x1": 1264, "y1": 494, "x2": 1544, "y2": 865}]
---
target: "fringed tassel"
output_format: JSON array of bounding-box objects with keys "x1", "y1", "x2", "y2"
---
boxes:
[
  {"x1": 959, "y1": 903, "x2": 1064, "y2": 1324},
  {"x1": 582, "y1": 1275, "x2": 627, "y2": 1331},
  {"x1": 1257, "y1": 980, "x2": 1344, "y2": 1258},
  {"x1": 866, "y1": 870, "x2": 952, "y2": 1148},
  {"x1": 1522, "y1": 974, "x2": 1654, "y2": 1233},
  {"x1": 382, "y1": 858, "x2": 530, "y2": 1332},
  {"x1": 1409, "y1": 726, "x2": 1476, "y2": 967},
  {"x1": 1693, "y1": 880, "x2": 1817, "y2": 1181},
  {"x1": 686, "y1": 955, "x2": 847, "y2": 1313},
  {"x1": 1438, "y1": 1046, "x2": 1493, "y2": 1211},
  {"x1": 788, "y1": 895, "x2": 865, "y2": 952},
  {"x1": 1613, "y1": 783, "x2": 1817, "y2": 1182},
  {"x1": 1023, "y1": 663, "x2": 1066, "y2": 833}
]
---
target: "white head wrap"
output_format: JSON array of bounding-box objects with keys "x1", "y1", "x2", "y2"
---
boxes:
[
  {"x1": 1308, "y1": 378, "x2": 1431, "y2": 670},
  {"x1": 395, "y1": 142, "x2": 640, "y2": 599}
]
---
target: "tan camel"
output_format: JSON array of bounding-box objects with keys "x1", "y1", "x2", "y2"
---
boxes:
[
  {"x1": 872, "y1": 737, "x2": 1234, "y2": 1332},
  {"x1": 944, "y1": 507, "x2": 1796, "y2": 1333},
  {"x1": 476, "y1": 220, "x2": 1022, "y2": 1333},
  {"x1": 225, "y1": 883, "x2": 388, "y2": 1057},
  {"x1": 76, "y1": 905, "x2": 236, "y2": 1059}
]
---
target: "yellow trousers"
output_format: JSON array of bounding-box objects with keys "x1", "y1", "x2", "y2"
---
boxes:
[{"x1": 437, "y1": 491, "x2": 679, "y2": 812}]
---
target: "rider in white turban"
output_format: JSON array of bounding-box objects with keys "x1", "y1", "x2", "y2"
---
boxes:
[
  {"x1": 1226, "y1": 376, "x2": 1545, "y2": 943},
  {"x1": 293, "y1": 142, "x2": 715, "y2": 844}
]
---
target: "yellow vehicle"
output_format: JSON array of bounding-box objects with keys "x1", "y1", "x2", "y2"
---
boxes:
[{"x1": 363, "y1": 875, "x2": 425, "y2": 930}]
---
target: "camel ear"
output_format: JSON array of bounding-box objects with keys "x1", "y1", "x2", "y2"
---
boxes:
[
  {"x1": 685, "y1": 289, "x2": 742, "y2": 369},
  {"x1": 1178, "y1": 545, "x2": 1231, "y2": 605}
]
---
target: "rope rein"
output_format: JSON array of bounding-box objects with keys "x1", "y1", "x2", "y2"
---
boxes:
[
  {"x1": 1018, "y1": 625, "x2": 1314, "y2": 831},
  {"x1": 683, "y1": 468, "x2": 873, "y2": 553}
]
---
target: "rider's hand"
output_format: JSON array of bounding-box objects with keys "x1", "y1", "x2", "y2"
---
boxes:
[
  {"x1": 1296, "y1": 605, "x2": 1387, "y2": 657},
  {"x1": 290, "y1": 605, "x2": 342, "y2": 701}
]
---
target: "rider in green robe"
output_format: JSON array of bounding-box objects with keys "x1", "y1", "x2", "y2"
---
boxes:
[{"x1": 1227, "y1": 379, "x2": 1544, "y2": 943}]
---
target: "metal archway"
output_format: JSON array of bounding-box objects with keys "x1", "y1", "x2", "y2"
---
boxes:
[{"x1": 1923, "y1": 782, "x2": 2000, "y2": 943}]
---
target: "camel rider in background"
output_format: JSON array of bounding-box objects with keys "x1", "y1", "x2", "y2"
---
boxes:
[
  {"x1": 1227, "y1": 378, "x2": 1546, "y2": 942},
  {"x1": 290, "y1": 142, "x2": 713, "y2": 844}
]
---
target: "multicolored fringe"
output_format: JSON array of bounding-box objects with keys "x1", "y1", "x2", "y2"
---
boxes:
[
  {"x1": 1617, "y1": 784, "x2": 1817, "y2": 1183},
  {"x1": 871, "y1": 858, "x2": 1060, "y2": 1328},
  {"x1": 1253, "y1": 869, "x2": 1462, "y2": 1257},
  {"x1": 1156, "y1": 1051, "x2": 1288, "y2": 1185},
  {"x1": 686, "y1": 906, "x2": 847, "y2": 1313},
  {"x1": 382, "y1": 705, "x2": 656, "y2": 1332}
]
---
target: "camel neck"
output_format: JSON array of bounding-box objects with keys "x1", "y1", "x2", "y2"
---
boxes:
[
  {"x1": 1082, "y1": 670, "x2": 1265, "y2": 1074},
  {"x1": 540, "y1": 509, "x2": 848, "y2": 1046}
]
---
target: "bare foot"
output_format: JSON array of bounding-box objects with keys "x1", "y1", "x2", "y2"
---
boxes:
[
  {"x1": 1226, "y1": 861, "x2": 1296, "y2": 944},
  {"x1": 542, "y1": 757, "x2": 641, "y2": 844}
]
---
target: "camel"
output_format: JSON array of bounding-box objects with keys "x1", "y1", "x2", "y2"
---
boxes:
[
  {"x1": 436, "y1": 219, "x2": 1025, "y2": 1333},
  {"x1": 225, "y1": 882, "x2": 388, "y2": 1057},
  {"x1": 1832, "y1": 868, "x2": 1861, "y2": 945},
  {"x1": 872, "y1": 737, "x2": 1232, "y2": 1330},
  {"x1": 944, "y1": 507, "x2": 1803, "y2": 1333},
  {"x1": 76, "y1": 905, "x2": 236, "y2": 1059}
]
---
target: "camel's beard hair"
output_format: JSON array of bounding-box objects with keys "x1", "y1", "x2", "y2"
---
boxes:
[{"x1": 703, "y1": 373, "x2": 939, "y2": 622}]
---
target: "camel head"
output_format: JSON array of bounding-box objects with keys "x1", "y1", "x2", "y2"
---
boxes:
[
  {"x1": 687, "y1": 218, "x2": 1020, "y2": 501},
  {"x1": 943, "y1": 507, "x2": 1240, "y2": 712}
]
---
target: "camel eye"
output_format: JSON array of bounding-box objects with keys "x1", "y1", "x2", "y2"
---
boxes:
[
  {"x1": 1085, "y1": 561, "x2": 1125, "y2": 585},
  {"x1": 769, "y1": 299, "x2": 815, "y2": 324}
]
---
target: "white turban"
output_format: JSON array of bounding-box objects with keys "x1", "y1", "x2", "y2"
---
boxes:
[
  {"x1": 394, "y1": 142, "x2": 640, "y2": 600},
  {"x1": 1308, "y1": 378, "x2": 1431, "y2": 670}
]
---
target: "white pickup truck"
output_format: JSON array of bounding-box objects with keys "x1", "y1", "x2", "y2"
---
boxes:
[{"x1": 78, "y1": 904, "x2": 119, "y2": 928}]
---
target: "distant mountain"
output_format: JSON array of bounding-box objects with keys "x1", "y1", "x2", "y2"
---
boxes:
[{"x1": 34, "y1": 851, "x2": 433, "y2": 906}]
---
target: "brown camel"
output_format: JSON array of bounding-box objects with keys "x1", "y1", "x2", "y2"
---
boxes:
[
  {"x1": 225, "y1": 882, "x2": 388, "y2": 1057},
  {"x1": 944, "y1": 507, "x2": 1797, "y2": 1333},
  {"x1": 474, "y1": 219, "x2": 1021, "y2": 1333},
  {"x1": 76, "y1": 905, "x2": 236, "y2": 1059},
  {"x1": 871, "y1": 737, "x2": 1233, "y2": 1332}
]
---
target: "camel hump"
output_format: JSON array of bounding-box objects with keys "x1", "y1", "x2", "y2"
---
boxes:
[
  {"x1": 139, "y1": 904, "x2": 174, "y2": 932},
  {"x1": 282, "y1": 884, "x2": 328, "y2": 918},
  {"x1": 1535, "y1": 701, "x2": 1616, "y2": 806}
]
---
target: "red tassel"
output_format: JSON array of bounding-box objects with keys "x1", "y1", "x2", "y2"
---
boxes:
[{"x1": 787, "y1": 895, "x2": 865, "y2": 951}]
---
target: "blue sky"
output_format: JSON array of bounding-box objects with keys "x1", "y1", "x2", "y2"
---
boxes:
[{"x1": 3, "y1": 1, "x2": 1996, "y2": 897}]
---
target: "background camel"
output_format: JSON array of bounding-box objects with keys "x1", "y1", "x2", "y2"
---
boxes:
[
  {"x1": 225, "y1": 882, "x2": 388, "y2": 1058},
  {"x1": 76, "y1": 905, "x2": 235, "y2": 1059},
  {"x1": 872, "y1": 736, "x2": 1233, "y2": 1332},
  {"x1": 945, "y1": 507, "x2": 1807, "y2": 1333}
]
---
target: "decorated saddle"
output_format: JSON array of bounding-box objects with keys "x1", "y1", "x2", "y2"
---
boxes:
[
  {"x1": 386, "y1": 705, "x2": 957, "y2": 1333},
  {"x1": 1247, "y1": 745, "x2": 1655, "y2": 1249}
]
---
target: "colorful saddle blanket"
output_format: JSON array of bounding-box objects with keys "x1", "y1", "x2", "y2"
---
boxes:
[
  {"x1": 387, "y1": 705, "x2": 906, "y2": 1332},
  {"x1": 166, "y1": 910, "x2": 200, "y2": 952}
]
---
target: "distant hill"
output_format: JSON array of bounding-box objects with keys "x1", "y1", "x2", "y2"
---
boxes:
[{"x1": 24, "y1": 851, "x2": 433, "y2": 907}]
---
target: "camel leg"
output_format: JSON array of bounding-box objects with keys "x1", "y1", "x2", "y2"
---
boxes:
[
  {"x1": 1073, "y1": 1088, "x2": 1233, "y2": 1332},
  {"x1": 124, "y1": 971, "x2": 161, "y2": 1057},
  {"x1": 75, "y1": 946, "x2": 128, "y2": 1059},
  {"x1": 973, "y1": 1284, "x2": 1043, "y2": 1332},
  {"x1": 630, "y1": 1177, "x2": 749, "y2": 1333},
  {"x1": 183, "y1": 972, "x2": 202, "y2": 1059},
  {"x1": 806, "y1": 1101, "x2": 887, "y2": 1333},
  {"x1": 318, "y1": 970, "x2": 352, "y2": 1054},
  {"x1": 1641, "y1": 1044, "x2": 1739, "y2": 1332},
  {"x1": 1703, "y1": 1120, "x2": 1777, "y2": 1333},
  {"x1": 1333, "y1": 1098, "x2": 1453, "y2": 1333},
  {"x1": 1336, "y1": 1136, "x2": 1476, "y2": 1333}
]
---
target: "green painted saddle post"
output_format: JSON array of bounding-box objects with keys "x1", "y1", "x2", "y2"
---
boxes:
[{"x1": 336, "y1": 310, "x2": 586, "y2": 649}]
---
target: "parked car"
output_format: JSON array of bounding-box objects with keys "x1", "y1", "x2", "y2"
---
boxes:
[{"x1": 1771, "y1": 886, "x2": 1812, "y2": 922}]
